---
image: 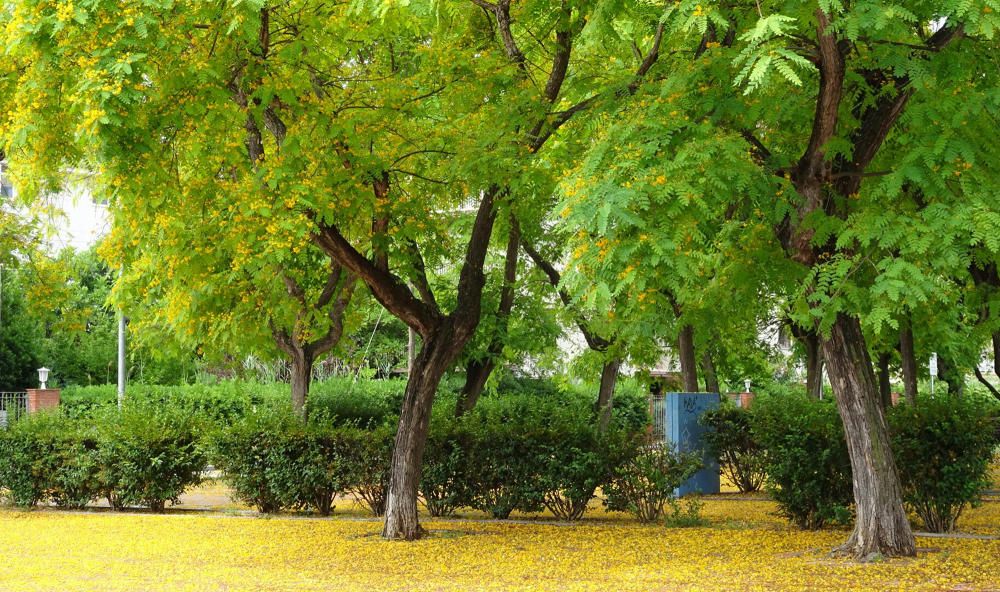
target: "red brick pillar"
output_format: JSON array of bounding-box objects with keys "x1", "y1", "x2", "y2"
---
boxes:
[
  {"x1": 739, "y1": 391, "x2": 756, "y2": 409},
  {"x1": 26, "y1": 389, "x2": 60, "y2": 413}
]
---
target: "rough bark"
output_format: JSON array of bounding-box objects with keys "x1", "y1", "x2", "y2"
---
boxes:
[
  {"x1": 823, "y1": 314, "x2": 916, "y2": 559},
  {"x1": 899, "y1": 322, "x2": 918, "y2": 404},
  {"x1": 289, "y1": 349, "x2": 314, "y2": 419},
  {"x1": 595, "y1": 358, "x2": 622, "y2": 432},
  {"x1": 382, "y1": 325, "x2": 462, "y2": 540},
  {"x1": 877, "y1": 352, "x2": 891, "y2": 409},
  {"x1": 701, "y1": 351, "x2": 720, "y2": 394}
]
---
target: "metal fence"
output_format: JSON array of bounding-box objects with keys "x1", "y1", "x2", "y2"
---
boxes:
[
  {"x1": 649, "y1": 394, "x2": 666, "y2": 442},
  {"x1": 0, "y1": 391, "x2": 28, "y2": 428}
]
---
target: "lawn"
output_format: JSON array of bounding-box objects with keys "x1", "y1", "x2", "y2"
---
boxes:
[{"x1": 2, "y1": 494, "x2": 998, "y2": 591}]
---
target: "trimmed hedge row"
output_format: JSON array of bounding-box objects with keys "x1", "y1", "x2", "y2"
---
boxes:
[
  {"x1": 211, "y1": 395, "x2": 690, "y2": 522},
  {"x1": 0, "y1": 405, "x2": 204, "y2": 511}
]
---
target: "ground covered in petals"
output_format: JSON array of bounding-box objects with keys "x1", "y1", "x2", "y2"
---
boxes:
[{"x1": 2, "y1": 495, "x2": 999, "y2": 591}]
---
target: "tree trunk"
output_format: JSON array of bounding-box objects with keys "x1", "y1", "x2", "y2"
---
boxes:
[
  {"x1": 456, "y1": 358, "x2": 494, "y2": 417},
  {"x1": 290, "y1": 349, "x2": 314, "y2": 420},
  {"x1": 993, "y1": 333, "x2": 1000, "y2": 377},
  {"x1": 899, "y1": 322, "x2": 917, "y2": 403},
  {"x1": 382, "y1": 326, "x2": 461, "y2": 540},
  {"x1": 595, "y1": 358, "x2": 622, "y2": 432},
  {"x1": 701, "y1": 351, "x2": 719, "y2": 394},
  {"x1": 822, "y1": 313, "x2": 915, "y2": 559},
  {"x1": 877, "y1": 352, "x2": 891, "y2": 409},
  {"x1": 805, "y1": 332, "x2": 824, "y2": 399},
  {"x1": 677, "y1": 324, "x2": 699, "y2": 392},
  {"x1": 937, "y1": 354, "x2": 965, "y2": 397},
  {"x1": 455, "y1": 221, "x2": 520, "y2": 417}
]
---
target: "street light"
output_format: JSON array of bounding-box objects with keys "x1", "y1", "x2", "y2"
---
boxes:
[{"x1": 37, "y1": 367, "x2": 50, "y2": 389}]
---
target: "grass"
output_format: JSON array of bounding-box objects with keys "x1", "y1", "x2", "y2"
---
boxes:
[{"x1": 1, "y1": 488, "x2": 998, "y2": 591}]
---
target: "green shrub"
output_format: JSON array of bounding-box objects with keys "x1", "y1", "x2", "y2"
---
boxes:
[
  {"x1": 603, "y1": 444, "x2": 703, "y2": 523},
  {"x1": 420, "y1": 418, "x2": 471, "y2": 517},
  {"x1": 95, "y1": 405, "x2": 206, "y2": 512},
  {"x1": 210, "y1": 409, "x2": 299, "y2": 513},
  {"x1": 0, "y1": 412, "x2": 100, "y2": 508},
  {"x1": 346, "y1": 424, "x2": 393, "y2": 516},
  {"x1": 701, "y1": 405, "x2": 766, "y2": 493},
  {"x1": 663, "y1": 496, "x2": 708, "y2": 528},
  {"x1": 751, "y1": 393, "x2": 853, "y2": 529},
  {"x1": 889, "y1": 396, "x2": 999, "y2": 533}
]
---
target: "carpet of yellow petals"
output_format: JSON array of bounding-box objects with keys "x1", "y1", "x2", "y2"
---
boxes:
[{"x1": 2, "y1": 497, "x2": 999, "y2": 591}]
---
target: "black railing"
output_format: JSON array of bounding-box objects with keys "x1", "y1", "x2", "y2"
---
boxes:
[{"x1": 0, "y1": 391, "x2": 28, "y2": 427}]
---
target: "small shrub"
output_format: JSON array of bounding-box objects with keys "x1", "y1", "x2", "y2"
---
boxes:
[
  {"x1": 0, "y1": 412, "x2": 100, "y2": 507},
  {"x1": 701, "y1": 405, "x2": 766, "y2": 493},
  {"x1": 603, "y1": 444, "x2": 703, "y2": 523},
  {"x1": 346, "y1": 424, "x2": 393, "y2": 516},
  {"x1": 889, "y1": 396, "x2": 999, "y2": 533},
  {"x1": 664, "y1": 495, "x2": 708, "y2": 528},
  {"x1": 751, "y1": 393, "x2": 853, "y2": 529},
  {"x1": 420, "y1": 419, "x2": 471, "y2": 517},
  {"x1": 95, "y1": 405, "x2": 206, "y2": 512},
  {"x1": 210, "y1": 409, "x2": 299, "y2": 513}
]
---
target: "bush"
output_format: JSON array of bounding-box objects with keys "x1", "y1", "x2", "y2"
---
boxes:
[
  {"x1": 211, "y1": 408, "x2": 393, "y2": 516},
  {"x1": 420, "y1": 418, "x2": 471, "y2": 517},
  {"x1": 210, "y1": 409, "x2": 300, "y2": 513},
  {"x1": 889, "y1": 396, "x2": 999, "y2": 533},
  {"x1": 751, "y1": 393, "x2": 853, "y2": 529},
  {"x1": 95, "y1": 405, "x2": 206, "y2": 511},
  {"x1": 0, "y1": 412, "x2": 101, "y2": 508},
  {"x1": 701, "y1": 405, "x2": 766, "y2": 493},
  {"x1": 603, "y1": 444, "x2": 703, "y2": 523}
]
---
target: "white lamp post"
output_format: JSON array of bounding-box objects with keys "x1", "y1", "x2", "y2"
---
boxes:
[{"x1": 37, "y1": 367, "x2": 50, "y2": 389}]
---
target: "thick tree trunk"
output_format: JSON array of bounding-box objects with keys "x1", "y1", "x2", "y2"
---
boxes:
[
  {"x1": 290, "y1": 350, "x2": 314, "y2": 420},
  {"x1": 899, "y1": 322, "x2": 917, "y2": 403},
  {"x1": 701, "y1": 351, "x2": 720, "y2": 394},
  {"x1": 595, "y1": 358, "x2": 622, "y2": 432},
  {"x1": 877, "y1": 352, "x2": 891, "y2": 409},
  {"x1": 382, "y1": 327, "x2": 461, "y2": 540},
  {"x1": 823, "y1": 313, "x2": 915, "y2": 559},
  {"x1": 677, "y1": 324, "x2": 699, "y2": 392}
]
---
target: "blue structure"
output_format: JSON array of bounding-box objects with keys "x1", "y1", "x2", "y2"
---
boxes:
[{"x1": 658, "y1": 392, "x2": 720, "y2": 496}]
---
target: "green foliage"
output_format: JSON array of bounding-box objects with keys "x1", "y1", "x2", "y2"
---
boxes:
[
  {"x1": 603, "y1": 444, "x2": 703, "y2": 524},
  {"x1": 889, "y1": 396, "x2": 1000, "y2": 533},
  {"x1": 0, "y1": 411, "x2": 97, "y2": 507},
  {"x1": 701, "y1": 404, "x2": 767, "y2": 493},
  {"x1": 94, "y1": 404, "x2": 205, "y2": 512},
  {"x1": 751, "y1": 393, "x2": 853, "y2": 529},
  {"x1": 0, "y1": 279, "x2": 40, "y2": 391},
  {"x1": 210, "y1": 408, "x2": 394, "y2": 516}
]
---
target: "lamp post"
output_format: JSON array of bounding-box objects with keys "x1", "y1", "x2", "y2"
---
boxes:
[{"x1": 37, "y1": 367, "x2": 50, "y2": 389}]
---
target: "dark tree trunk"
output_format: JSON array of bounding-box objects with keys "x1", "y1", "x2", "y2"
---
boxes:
[
  {"x1": 701, "y1": 351, "x2": 720, "y2": 394},
  {"x1": 793, "y1": 325, "x2": 824, "y2": 399},
  {"x1": 382, "y1": 327, "x2": 461, "y2": 540},
  {"x1": 877, "y1": 352, "x2": 891, "y2": 409},
  {"x1": 993, "y1": 333, "x2": 1000, "y2": 377},
  {"x1": 823, "y1": 314, "x2": 915, "y2": 559},
  {"x1": 937, "y1": 355, "x2": 965, "y2": 397},
  {"x1": 595, "y1": 358, "x2": 622, "y2": 432},
  {"x1": 677, "y1": 324, "x2": 699, "y2": 392},
  {"x1": 456, "y1": 358, "x2": 494, "y2": 417},
  {"x1": 899, "y1": 322, "x2": 917, "y2": 403},
  {"x1": 455, "y1": 220, "x2": 520, "y2": 417},
  {"x1": 290, "y1": 349, "x2": 315, "y2": 420}
]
